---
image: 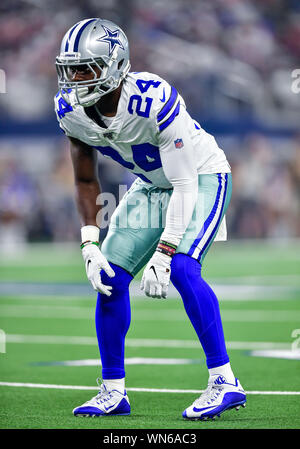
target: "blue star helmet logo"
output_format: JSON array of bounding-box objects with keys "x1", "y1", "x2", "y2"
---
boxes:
[{"x1": 97, "y1": 25, "x2": 124, "y2": 56}]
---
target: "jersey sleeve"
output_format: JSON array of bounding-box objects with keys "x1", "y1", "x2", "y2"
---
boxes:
[
  {"x1": 156, "y1": 101, "x2": 198, "y2": 246},
  {"x1": 54, "y1": 91, "x2": 73, "y2": 137}
]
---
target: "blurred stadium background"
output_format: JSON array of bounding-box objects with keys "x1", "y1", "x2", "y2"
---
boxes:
[
  {"x1": 0, "y1": 0, "x2": 300, "y2": 246},
  {"x1": 0, "y1": 0, "x2": 300, "y2": 430}
]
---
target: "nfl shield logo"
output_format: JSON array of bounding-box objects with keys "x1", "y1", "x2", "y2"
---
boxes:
[{"x1": 174, "y1": 138, "x2": 184, "y2": 149}]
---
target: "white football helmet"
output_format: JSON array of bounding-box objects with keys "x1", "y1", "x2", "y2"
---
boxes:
[{"x1": 56, "y1": 18, "x2": 130, "y2": 107}]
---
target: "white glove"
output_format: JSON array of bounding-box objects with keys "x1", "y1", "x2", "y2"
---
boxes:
[
  {"x1": 141, "y1": 251, "x2": 171, "y2": 299},
  {"x1": 82, "y1": 243, "x2": 115, "y2": 295}
]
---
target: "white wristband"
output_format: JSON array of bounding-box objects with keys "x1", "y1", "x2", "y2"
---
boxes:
[{"x1": 81, "y1": 225, "x2": 100, "y2": 243}]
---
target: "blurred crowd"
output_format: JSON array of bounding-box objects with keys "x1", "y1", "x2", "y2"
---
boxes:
[
  {"x1": 227, "y1": 133, "x2": 300, "y2": 238},
  {"x1": 1, "y1": 133, "x2": 299, "y2": 248},
  {"x1": 1, "y1": 0, "x2": 299, "y2": 120},
  {"x1": 0, "y1": 0, "x2": 300, "y2": 244}
]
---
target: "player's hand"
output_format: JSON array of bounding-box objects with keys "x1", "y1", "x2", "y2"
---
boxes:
[
  {"x1": 81, "y1": 243, "x2": 115, "y2": 295},
  {"x1": 141, "y1": 252, "x2": 171, "y2": 299}
]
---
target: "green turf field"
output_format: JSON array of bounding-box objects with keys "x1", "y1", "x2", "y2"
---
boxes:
[{"x1": 0, "y1": 240, "x2": 300, "y2": 429}]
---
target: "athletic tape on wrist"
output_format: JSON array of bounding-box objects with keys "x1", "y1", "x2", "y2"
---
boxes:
[{"x1": 81, "y1": 225, "x2": 100, "y2": 243}]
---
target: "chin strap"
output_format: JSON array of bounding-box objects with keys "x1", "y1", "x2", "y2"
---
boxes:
[{"x1": 76, "y1": 86, "x2": 102, "y2": 107}]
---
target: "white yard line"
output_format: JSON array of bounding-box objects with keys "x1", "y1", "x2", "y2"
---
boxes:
[
  {"x1": 0, "y1": 381, "x2": 299, "y2": 396},
  {"x1": 0, "y1": 295, "x2": 93, "y2": 302},
  {"x1": 5, "y1": 334, "x2": 292, "y2": 350},
  {"x1": 0, "y1": 281, "x2": 298, "y2": 301},
  {"x1": 1, "y1": 305, "x2": 299, "y2": 321},
  {"x1": 40, "y1": 358, "x2": 203, "y2": 366},
  {"x1": 210, "y1": 275, "x2": 300, "y2": 287}
]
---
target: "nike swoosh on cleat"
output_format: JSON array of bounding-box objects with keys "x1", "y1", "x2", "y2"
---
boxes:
[
  {"x1": 160, "y1": 88, "x2": 166, "y2": 102},
  {"x1": 104, "y1": 404, "x2": 116, "y2": 412},
  {"x1": 192, "y1": 405, "x2": 216, "y2": 413}
]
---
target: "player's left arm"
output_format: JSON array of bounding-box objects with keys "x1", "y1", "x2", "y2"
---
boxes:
[{"x1": 141, "y1": 109, "x2": 198, "y2": 298}]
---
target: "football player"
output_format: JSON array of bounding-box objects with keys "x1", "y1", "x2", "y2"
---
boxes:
[{"x1": 54, "y1": 18, "x2": 246, "y2": 420}]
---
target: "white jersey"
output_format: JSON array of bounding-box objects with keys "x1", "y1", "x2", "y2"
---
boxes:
[
  {"x1": 54, "y1": 71, "x2": 230, "y2": 245},
  {"x1": 54, "y1": 72, "x2": 230, "y2": 189}
]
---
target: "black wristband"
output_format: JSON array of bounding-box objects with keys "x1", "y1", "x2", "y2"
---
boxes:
[{"x1": 156, "y1": 240, "x2": 177, "y2": 257}]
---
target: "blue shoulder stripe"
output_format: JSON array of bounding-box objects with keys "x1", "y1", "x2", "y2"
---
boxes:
[
  {"x1": 159, "y1": 101, "x2": 180, "y2": 132},
  {"x1": 157, "y1": 86, "x2": 178, "y2": 123},
  {"x1": 73, "y1": 19, "x2": 97, "y2": 52}
]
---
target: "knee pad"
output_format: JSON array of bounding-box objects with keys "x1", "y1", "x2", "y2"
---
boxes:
[
  {"x1": 171, "y1": 253, "x2": 201, "y2": 289},
  {"x1": 100, "y1": 263, "x2": 133, "y2": 292}
]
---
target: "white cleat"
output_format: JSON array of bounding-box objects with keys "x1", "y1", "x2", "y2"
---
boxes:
[
  {"x1": 73, "y1": 381, "x2": 130, "y2": 417},
  {"x1": 182, "y1": 376, "x2": 246, "y2": 421}
]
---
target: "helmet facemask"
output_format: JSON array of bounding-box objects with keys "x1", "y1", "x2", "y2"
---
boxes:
[{"x1": 56, "y1": 47, "x2": 130, "y2": 107}]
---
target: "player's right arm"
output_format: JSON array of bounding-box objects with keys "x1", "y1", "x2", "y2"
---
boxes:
[
  {"x1": 69, "y1": 136, "x2": 101, "y2": 228},
  {"x1": 69, "y1": 137, "x2": 115, "y2": 295}
]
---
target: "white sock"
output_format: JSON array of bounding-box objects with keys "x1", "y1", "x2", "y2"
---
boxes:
[
  {"x1": 103, "y1": 378, "x2": 125, "y2": 393},
  {"x1": 208, "y1": 362, "x2": 235, "y2": 384}
]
